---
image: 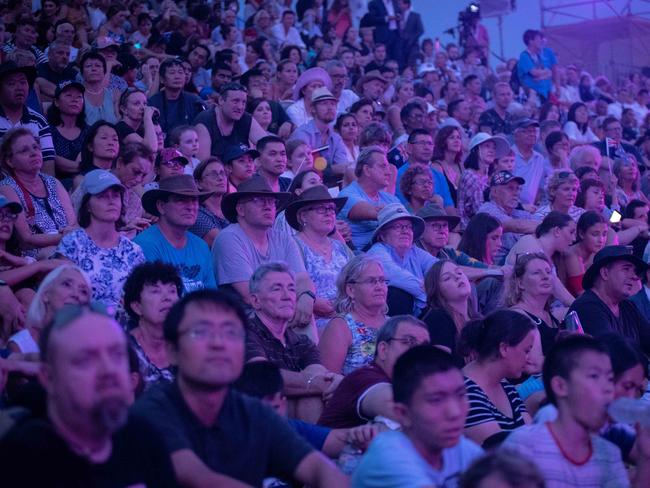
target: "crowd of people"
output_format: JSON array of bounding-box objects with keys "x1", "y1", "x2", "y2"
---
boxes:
[{"x1": 1, "y1": 0, "x2": 650, "y2": 486}]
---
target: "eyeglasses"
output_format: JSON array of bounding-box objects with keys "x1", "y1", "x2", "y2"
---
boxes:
[
  {"x1": 387, "y1": 335, "x2": 430, "y2": 347},
  {"x1": 202, "y1": 170, "x2": 226, "y2": 180},
  {"x1": 386, "y1": 223, "x2": 413, "y2": 232},
  {"x1": 161, "y1": 159, "x2": 186, "y2": 168},
  {"x1": 306, "y1": 205, "x2": 337, "y2": 215},
  {"x1": 349, "y1": 277, "x2": 390, "y2": 286},
  {"x1": 0, "y1": 210, "x2": 18, "y2": 222},
  {"x1": 179, "y1": 325, "x2": 245, "y2": 342}
]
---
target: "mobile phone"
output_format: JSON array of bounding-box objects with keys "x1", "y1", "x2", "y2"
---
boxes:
[{"x1": 610, "y1": 210, "x2": 622, "y2": 224}]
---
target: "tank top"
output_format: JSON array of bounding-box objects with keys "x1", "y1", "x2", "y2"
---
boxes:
[
  {"x1": 194, "y1": 109, "x2": 253, "y2": 160},
  {"x1": 84, "y1": 90, "x2": 117, "y2": 125}
]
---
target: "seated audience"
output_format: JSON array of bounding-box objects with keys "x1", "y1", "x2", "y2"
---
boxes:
[
  {"x1": 190, "y1": 157, "x2": 229, "y2": 248},
  {"x1": 132, "y1": 290, "x2": 347, "y2": 487},
  {"x1": 534, "y1": 170, "x2": 583, "y2": 221},
  {"x1": 0, "y1": 304, "x2": 177, "y2": 486},
  {"x1": 458, "y1": 213, "x2": 504, "y2": 267},
  {"x1": 351, "y1": 345, "x2": 483, "y2": 487},
  {"x1": 246, "y1": 262, "x2": 341, "y2": 422},
  {"x1": 319, "y1": 255, "x2": 388, "y2": 375},
  {"x1": 367, "y1": 203, "x2": 436, "y2": 314},
  {"x1": 502, "y1": 335, "x2": 650, "y2": 487},
  {"x1": 421, "y1": 260, "x2": 478, "y2": 365},
  {"x1": 319, "y1": 315, "x2": 430, "y2": 428},
  {"x1": 55, "y1": 170, "x2": 145, "y2": 310},
  {"x1": 476, "y1": 171, "x2": 538, "y2": 264},
  {"x1": 136, "y1": 175, "x2": 217, "y2": 293},
  {"x1": 505, "y1": 252, "x2": 561, "y2": 354},
  {"x1": 7, "y1": 264, "x2": 91, "y2": 353},
  {"x1": 569, "y1": 245, "x2": 650, "y2": 356},
  {"x1": 286, "y1": 185, "x2": 351, "y2": 329},
  {"x1": 123, "y1": 261, "x2": 183, "y2": 388},
  {"x1": 460, "y1": 310, "x2": 535, "y2": 446}
]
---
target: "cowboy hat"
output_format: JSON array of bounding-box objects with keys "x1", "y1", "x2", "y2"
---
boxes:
[
  {"x1": 284, "y1": 185, "x2": 347, "y2": 231},
  {"x1": 415, "y1": 204, "x2": 460, "y2": 229},
  {"x1": 356, "y1": 70, "x2": 388, "y2": 93},
  {"x1": 582, "y1": 245, "x2": 647, "y2": 290},
  {"x1": 371, "y1": 203, "x2": 425, "y2": 243},
  {"x1": 142, "y1": 175, "x2": 213, "y2": 217},
  {"x1": 221, "y1": 175, "x2": 291, "y2": 223}
]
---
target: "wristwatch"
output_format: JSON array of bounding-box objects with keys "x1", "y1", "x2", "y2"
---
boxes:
[
  {"x1": 298, "y1": 290, "x2": 316, "y2": 301},
  {"x1": 0, "y1": 279, "x2": 7, "y2": 286}
]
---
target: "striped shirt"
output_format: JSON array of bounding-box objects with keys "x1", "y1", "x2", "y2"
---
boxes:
[
  {"x1": 0, "y1": 106, "x2": 55, "y2": 161},
  {"x1": 1, "y1": 43, "x2": 47, "y2": 65},
  {"x1": 464, "y1": 377, "x2": 528, "y2": 432},
  {"x1": 501, "y1": 422, "x2": 630, "y2": 488}
]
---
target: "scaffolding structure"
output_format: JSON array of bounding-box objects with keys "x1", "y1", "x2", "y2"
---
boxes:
[{"x1": 540, "y1": 0, "x2": 650, "y2": 29}]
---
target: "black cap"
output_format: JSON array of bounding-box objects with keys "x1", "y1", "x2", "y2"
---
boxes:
[
  {"x1": 223, "y1": 144, "x2": 260, "y2": 164},
  {"x1": 513, "y1": 118, "x2": 540, "y2": 130},
  {"x1": 54, "y1": 80, "x2": 85, "y2": 98}
]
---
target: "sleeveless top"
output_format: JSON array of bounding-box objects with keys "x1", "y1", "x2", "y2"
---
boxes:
[
  {"x1": 84, "y1": 90, "x2": 117, "y2": 125},
  {"x1": 52, "y1": 126, "x2": 88, "y2": 163},
  {"x1": 8, "y1": 329, "x2": 39, "y2": 354},
  {"x1": 0, "y1": 173, "x2": 69, "y2": 256},
  {"x1": 294, "y1": 237, "x2": 351, "y2": 330},
  {"x1": 338, "y1": 313, "x2": 380, "y2": 375},
  {"x1": 128, "y1": 334, "x2": 175, "y2": 389},
  {"x1": 194, "y1": 109, "x2": 253, "y2": 160}
]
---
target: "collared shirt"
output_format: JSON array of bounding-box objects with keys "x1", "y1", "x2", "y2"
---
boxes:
[
  {"x1": 512, "y1": 144, "x2": 549, "y2": 205},
  {"x1": 337, "y1": 89, "x2": 360, "y2": 115},
  {"x1": 367, "y1": 242, "x2": 437, "y2": 310},
  {"x1": 383, "y1": 0, "x2": 398, "y2": 30},
  {"x1": 289, "y1": 119, "x2": 350, "y2": 181},
  {"x1": 478, "y1": 108, "x2": 512, "y2": 135},
  {"x1": 0, "y1": 105, "x2": 55, "y2": 161},
  {"x1": 478, "y1": 200, "x2": 538, "y2": 265},
  {"x1": 132, "y1": 382, "x2": 313, "y2": 486},
  {"x1": 517, "y1": 47, "x2": 557, "y2": 98},
  {"x1": 246, "y1": 315, "x2": 321, "y2": 372},
  {"x1": 270, "y1": 24, "x2": 306, "y2": 48}
]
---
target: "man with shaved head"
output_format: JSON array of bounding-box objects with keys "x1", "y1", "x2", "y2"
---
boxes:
[{"x1": 0, "y1": 304, "x2": 176, "y2": 487}]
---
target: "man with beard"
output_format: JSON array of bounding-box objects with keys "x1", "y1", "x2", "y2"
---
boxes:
[
  {"x1": 569, "y1": 245, "x2": 650, "y2": 357},
  {"x1": 132, "y1": 290, "x2": 347, "y2": 487},
  {"x1": 290, "y1": 87, "x2": 349, "y2": 186},
  {"x1": 0, "y1": 304, "x2": 176, "y2": 487}
]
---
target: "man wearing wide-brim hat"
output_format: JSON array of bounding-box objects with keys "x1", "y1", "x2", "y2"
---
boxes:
[
  {"x1": 355, "y1": 70, "x2": 387, "y2": 104},
  {"x1": 416, "y1": 204, "x2": 507, "y2": 281},
  {"x1": 134, "y1": 175, "x2": 217, "y2": 291},
  {"x1": 0, "y1": 61, "x2": 56, "y2": 173},
  {"x1": 286, "y1": 67, "x2": 333, "y2": 127},
  {"x1": 366, "y1": 203, "x2": 437, "y2": 314},
  {"x1": 213, "y1": 175, "x2": 317, "y2": 330},
  {"x1": 568, "y1": 245, "x2": 650, "y2": 356},
  {"x1": 289, "y1": 87, "x2": 350, "y2": 185}
]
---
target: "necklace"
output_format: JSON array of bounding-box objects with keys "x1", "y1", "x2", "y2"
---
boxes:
[
  {"x1": 300, "y1": 233, "x2": 331, "y2": 257},
  {"x1": 85, "y1": 85, "x2": 104, "y2": 96},
  {"x1": 547, "y1": 422, "x2": 592, "y2": 466}
]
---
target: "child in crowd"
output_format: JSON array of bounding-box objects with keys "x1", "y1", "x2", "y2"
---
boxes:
[{"x1": 169, "y1": 125, "x2": 201, "y2": 174}]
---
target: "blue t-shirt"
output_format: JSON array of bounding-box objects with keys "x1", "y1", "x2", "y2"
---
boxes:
[
  {"x1": 517, "y1": 47, "x2": 557, "y2": 98},
  {"x1": 339, "y1": 181, "x2": 399, "y2": 251},
  {"x1": 134, "y1": 224, "x2": 216, "y2": 292},
  {"x1": 395, "y1": 162, "x2": 454, "y2": 208},
  {"x1": 352, "y1": 430, "x2": 483, "y2": 488},
  {"x1": 288, "y1": 419, "x2": 330, "y2": 451}
]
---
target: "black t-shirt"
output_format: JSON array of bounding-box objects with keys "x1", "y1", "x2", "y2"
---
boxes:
[
  {"x1": 420, "y1": 307, "x2": 465, "y2": 367},
  {"x1": 569, "y1": 289, "x2": 650, "y2": 356},
  {"x1": 36, "y1": 63, "x2": 78, "y2": 85},
  {"x1": 193, "y1": 109, "x2": 253, "y2": 160},
  {"x1": 131, "y1": 382, "x2": 313, "y2": 487},
  {"x1": 114, "y1": 120, "x2": 141, "y2": 141},
  {"x1": 0, "y1": 414, "x2": 178, "y2": 488},
  {"x1": 148, "y1": 91, "x2": 205, "y2": 134}
]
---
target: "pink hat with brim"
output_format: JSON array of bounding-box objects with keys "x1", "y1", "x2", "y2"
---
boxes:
[{"x1": 292, "y1": 67, "x2": 332, "y2": 101}]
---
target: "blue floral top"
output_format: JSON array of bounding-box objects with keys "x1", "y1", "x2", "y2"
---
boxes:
[
  {"x1": 55, "y1": 229, "x2": 145, "y2": 310},
  {"x1": 294, "y1": 237, "x2": 351, "y2": 330},
  {"x1": 339, "y1": 313, "x2": 381, "y2": 375}
]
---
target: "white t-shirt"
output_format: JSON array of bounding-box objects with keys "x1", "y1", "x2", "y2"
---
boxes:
[
  {"x1": 352, "y1": 431, "x2": 483, "y2": 488},
  {"x1": 501, "y1": 422, "x2": 630, "y2": 488}
]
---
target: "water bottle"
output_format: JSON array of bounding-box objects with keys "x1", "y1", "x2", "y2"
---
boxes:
[
  {"x1": 608, "y1": 397, "x2": 650, "y2": 426},
  {"x1": 337, "y1": 442, "x2": 363, "y2": 475},
  {"x1": 564, "y1": 311, "x2": 584, "y2": 334}
]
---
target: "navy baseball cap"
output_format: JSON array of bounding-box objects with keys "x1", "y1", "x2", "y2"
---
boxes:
[{"x1": 223, "y1": 144, "x2": 260, "y2": 164}]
